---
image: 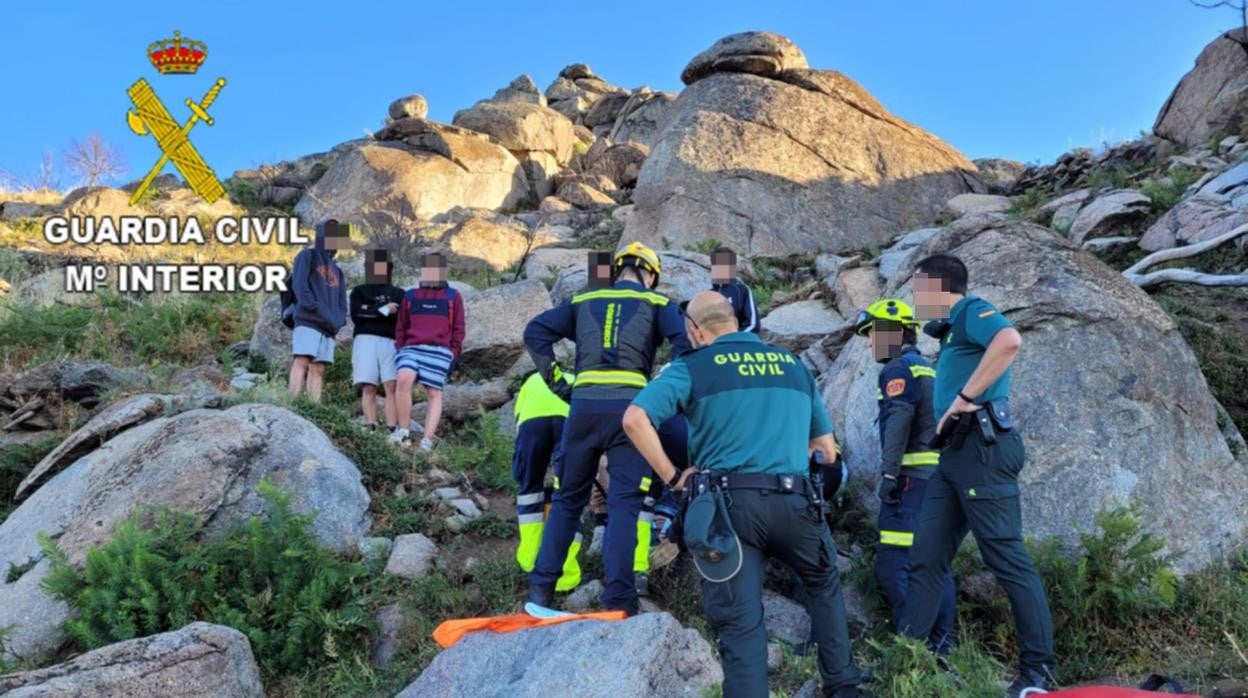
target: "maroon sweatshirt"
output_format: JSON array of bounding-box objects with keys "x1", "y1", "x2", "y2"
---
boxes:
[{"x1": 395, "y1": 285, "x2": 466, "y2": 357}]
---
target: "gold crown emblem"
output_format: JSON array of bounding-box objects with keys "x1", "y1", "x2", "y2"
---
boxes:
[{"x1": 147, "y1": 30, "x2": 207, "y2": 75}]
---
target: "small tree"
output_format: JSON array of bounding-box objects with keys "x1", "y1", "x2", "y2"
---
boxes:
[
  {"x1": 63, "y1": 134, "x2": 126, "y2": 188},
  {"x1": 1191, "y1": 0, "x2": 1248, "y2": 52}
]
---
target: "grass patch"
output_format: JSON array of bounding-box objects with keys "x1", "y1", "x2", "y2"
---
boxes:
[
  {"x1": 431, "y1": 412, "x2": 515, "y2": 494},
  {"x1": 683, "y1": 238, "x2": 725, "y2": 255},
  {"x1": 1085, "y1": 165, "x2": 1134, "y2": 191},
  {"x1": 1139, "y1": 166, "x2": 1197, "y2": 215},
  {"x1": 1009, "y1": 187, "x2": 1047, "y2": 219},
  {"x1": 0, "y1": 291, "x2": 256, "y2": 369}
]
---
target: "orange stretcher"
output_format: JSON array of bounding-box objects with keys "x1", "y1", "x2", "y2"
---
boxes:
[{"x1": 433, "y1": 611, "x2": 627, "y2": 649}]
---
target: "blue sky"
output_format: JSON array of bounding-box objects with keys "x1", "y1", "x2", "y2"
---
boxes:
[{"x1": 0, "y1": 1, "x2": 1237, "y2": 189}]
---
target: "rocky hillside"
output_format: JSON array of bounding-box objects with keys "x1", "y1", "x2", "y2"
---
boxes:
[{"x1": 1, "y1": 30, "x2": 1247, "y2": 698}]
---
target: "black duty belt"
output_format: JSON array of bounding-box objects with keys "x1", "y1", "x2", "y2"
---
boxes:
[{"x1": 708, "y1": 472, "x2": 819, "y2": 498}]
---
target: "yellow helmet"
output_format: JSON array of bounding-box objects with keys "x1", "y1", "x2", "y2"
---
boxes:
[
  {"x1": 613, "y1": 241, "x2": 662, "y2": 281},
  {"x1": 854, "y1": 298, "x2": 919, "y2": 336}
]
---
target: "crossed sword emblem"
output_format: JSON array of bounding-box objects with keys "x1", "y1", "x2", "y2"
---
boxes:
[{"x1": 126, "y1": 77, "x2": 227, "y2": 205}]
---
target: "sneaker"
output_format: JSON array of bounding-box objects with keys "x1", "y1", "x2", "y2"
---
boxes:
[
  {"x1": 1004, "y1": 669, "x2": 1052, "y2": 698},
  {"x1": 587, "y1": 525, "x2": 606, "y2": 556},
  {"x1": 389, "y1": 427, "x2": 410, "y2": 445},
  {"x1": 523, "y1": 585, "x2": 567, "y2": 618},
  {"x1": 419, "y1": 437, "x2": 434, "y2": 452},
  {"x1": 635, "y1": 572, "x2": 649, "y2": 597},
  {"x1": 648, "y1": 541, "x2": 680, "y2": 571}
]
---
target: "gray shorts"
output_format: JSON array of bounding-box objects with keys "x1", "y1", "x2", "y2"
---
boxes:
[
  {"x1": 291, "y1": 325, "x2": 334, "y2": 364},
  {"x1": 352, "y1": 334, "x2": 397, "y2": 386}
]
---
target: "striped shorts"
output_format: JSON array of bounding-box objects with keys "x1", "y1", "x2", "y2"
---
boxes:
[{"x1": 395, "y1": 344, "x2": 454, "y2": 390}]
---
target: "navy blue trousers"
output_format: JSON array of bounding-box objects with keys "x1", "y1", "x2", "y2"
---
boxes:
[
  {"x1": 876, "y1": 475, "x2": 956, "y2": 654},
  {"x1": 531, "y1": 398, "x2": 649, "y2": 614}
]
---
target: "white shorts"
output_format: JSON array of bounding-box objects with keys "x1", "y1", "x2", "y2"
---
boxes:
[
  {"x1": 291, "y1": 326, "x2": 334, "y2": 364},
  {"x1": 352, "y1": 334, "x2": 397, "y2": 386}
]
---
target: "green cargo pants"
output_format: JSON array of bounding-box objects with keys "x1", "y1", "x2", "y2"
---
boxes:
[
  {"x1": 899, "y1": 427, "x2": 1055, "y2": 675},
  {"x1": 701, "y1": 488, "x2": 863, "y2": 698}
]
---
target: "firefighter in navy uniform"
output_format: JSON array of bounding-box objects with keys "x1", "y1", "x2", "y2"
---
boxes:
[
  {"x1": 854, "y1": 299, "x2": 956, "y2": 654},
  {"x1": 522, "y1": 242, "x2": 691, "y2": 617}
]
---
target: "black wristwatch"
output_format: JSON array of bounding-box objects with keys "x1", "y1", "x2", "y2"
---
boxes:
[
  {"x1": 666, "y1": 470, "x2": 682, "y2": 488},
  {"x1": 957, "y1": 390, "x2": 977, "y2": 404}
]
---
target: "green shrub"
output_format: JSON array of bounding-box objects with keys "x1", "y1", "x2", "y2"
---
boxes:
[
  {"x1": 0, "y1": 248, "x2": 31, "y2": 286},
  {"x1": 0, "y1": 291, "x2": 254, "y2": 367},
  {"x1": 1085, "y1": 166, "x2": 1133, "y2": 191},
  {"x1": 0, "y1": 435, "x2": 59, "y2": 523},
  {"x1": 957, "y1": 503, "x2": 1181, "y2": 681},
  {"x1": 1009, "y1": 188, "x2": 1046, "y2": 219},
  {"x1": 1139, "y1": 166, "x2": 1197, "y2": 214},
  {"x1": 866, "y1": 636, "x2": 1005, "y2": 698},
  {"x1": 437, "y1": 413, "x2": 515, "y2": 494},
  {"x1": 41, "y1": 480, "x2": 372, "y2": 676},
  {"x1": 292, "y1": 397, "x2": 407, "y2": 492},
  {"x1": 684, "y1": 238, "x2": 725, "y2": 255}
]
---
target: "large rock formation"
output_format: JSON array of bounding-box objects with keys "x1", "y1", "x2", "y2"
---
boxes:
[
  {"x1": 626, "y1": 32, "x2": 981, "y2": 257},
  {"x1": 460, "y1": 280, "x2": 553, "y2": 372},
  {"x1": 397, "y1": 613, "x2": 721, "y2": 697},
  {"x1": 0, "y1": 403, "x2": 371, "y2": 660},
  {"x1": 821, "y1": 214, "x2": 1248, "y2": 571},
  {"x1": 0, "y1": 623, "x2": 264, "y2": 698},
  {"x1": 453, "y1": 96, "x2": 577, "y2": 199},
  {"x1": 294, "y1": 134, "x2": 527, "y2": 227},
  {"x1": 1155, "y1": 29, "x2": 1248, "y2": 148}
]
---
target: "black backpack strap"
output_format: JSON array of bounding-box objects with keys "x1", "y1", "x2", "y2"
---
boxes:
[{"x1": 1139, "y1": 674, "x2": 1184, "y2": 693}]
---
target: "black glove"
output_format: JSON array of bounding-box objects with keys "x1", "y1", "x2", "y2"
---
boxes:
[
  {"x1": 550, "y1": 374, "x2": 573, "y2": 402},
  {"x1": 539, "y1": 361, "x2": 572, "y2": 402},
  {"x1": 878, "y1": 474, "x2": 903, "y2": 506}
]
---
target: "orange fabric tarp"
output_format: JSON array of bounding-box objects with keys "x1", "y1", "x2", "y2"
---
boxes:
[{"x1": 433, "y1": 611, "x2": 627, "y2": 649}]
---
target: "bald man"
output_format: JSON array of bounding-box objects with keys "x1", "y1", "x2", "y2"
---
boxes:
[{"x1": 623, "y1": 292, "x2": 866, "y2": 698}]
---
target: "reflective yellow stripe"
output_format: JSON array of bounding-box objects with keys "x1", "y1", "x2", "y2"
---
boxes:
[
  {"x1": 876, "y1": 389, "x2": 883, "y2": 401},
  {"x1": 557, "y1": 533, "x2": 582, "y2": 591},
  {"x1": 640, "y1": 477, "x2": 652, "y2": 491},
  {"x1": 634, "y1": 520, "x2": 651, "y2": 573},
  {"x1": 908, "y1": 365, "x2": 936, "y2": 379},
  {"x1": 553, "y1": 476, "x2": 560, "y2": 490},
  {"x1": 902, "y1": 452, "x2": 940, "y2": 466},
  {"x1": 572, "y1": 289, "x2": 669, "y2": 306},
  {"x1": 880, "y1": 530, "x2": 914, "y2": 547},
  {"x1": 574, "y1": 369, "x2": 648, "y2": 388},
  {"x1": 603, "y1": 302, "x2": 618, "y2": 349},
  {"x1": 516, "y1": 520, "x2": 544, "y2": 572}
]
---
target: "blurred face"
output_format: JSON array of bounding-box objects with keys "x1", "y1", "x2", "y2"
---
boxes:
[
  {"x1": 421, "y1": 257, "x2": 446, "y2": 285},
  {"x1": 868, "y1": 325, "x2": 905, "y2": 362},
  {"x1": 914, "y1": 273, "x2": 956, "y2": 321},
  {"x1": 711, "y1": 252, "x2": 736, "y2": 284},
  {"x1": 588, "y1": 252, "x2": 613, "y2": 288}
]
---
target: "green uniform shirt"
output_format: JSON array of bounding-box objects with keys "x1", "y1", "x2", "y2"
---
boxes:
[
  {"x1": 934, "y1": 296, "x2": 1013, "y2": 414},
  {"x1": 631, "y1": 332, "x2": 832, "y2": 475},
  {"x1": 514, "y1": 372, "x2": 574, "y2": 427}
]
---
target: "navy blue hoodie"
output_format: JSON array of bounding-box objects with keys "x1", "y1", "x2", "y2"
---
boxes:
[{"x1": 290, "y1": 231, "x2": 347, "y2": 336}]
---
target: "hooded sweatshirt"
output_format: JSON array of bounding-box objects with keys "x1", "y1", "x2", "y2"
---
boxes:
[
  {"x1": 290, "y1": 233, "x2": 348, "y2": 337},
  {"x1": 395, "y1": 284, "x2": 466, "y2": 357},
  {"x1": 350, "y1": 283, "x2": 406, "y2": 339}
]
